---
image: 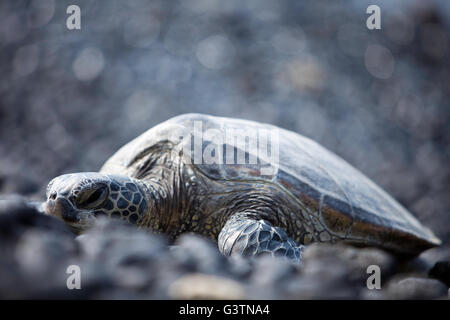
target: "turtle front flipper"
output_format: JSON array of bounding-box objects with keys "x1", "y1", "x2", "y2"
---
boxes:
[{"x1": 218, "y1": 213, "x2": 303, "y2": 262}]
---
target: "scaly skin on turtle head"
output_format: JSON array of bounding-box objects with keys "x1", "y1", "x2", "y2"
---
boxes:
[{"x1": 44, "y1": 172, "x2": 149, "y2": 234}]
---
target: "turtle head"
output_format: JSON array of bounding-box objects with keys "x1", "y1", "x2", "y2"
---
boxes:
[{"x1": 45, "y1": 172, "x2": 147, "y2": 233}]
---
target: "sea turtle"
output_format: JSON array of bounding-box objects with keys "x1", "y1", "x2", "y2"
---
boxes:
[{"x1": 44, "y1": 114, "x2": 441, "y2": 262}]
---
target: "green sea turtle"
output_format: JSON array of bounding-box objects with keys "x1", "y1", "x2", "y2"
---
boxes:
[{"x1": 45, "y1": 114, "x2": 441, "y2": 261}]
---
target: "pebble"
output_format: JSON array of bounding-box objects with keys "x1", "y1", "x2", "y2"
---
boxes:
[
  {"x1": 302, "y1": 243, "x2": 397, "y2": 283},
  {"x1": 429, "y1": 260, "x2": 450, "y2": 287},
  {"x1": 171, "y1": 233, "x2": 230, "y2": 276},
  {"x1": 0, "y1": 195, "x2": 73, "y2": 241},
  {"x1": 168, "y1": 273, "x2": 246, "y2": 299},
  {"x1": 386, "y1": 277, "x2": 448, "y2": 300}
]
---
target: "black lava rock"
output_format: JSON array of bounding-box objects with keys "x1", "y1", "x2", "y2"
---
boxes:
[
  {"x1": 172, "y1": 233, "x2": 230, "y2": 276},
  {"x1": 386, "y1": 277, "x2": 448, "y2": 300},
  {"x1": 76, "y1": 218, "x2": 168, "y2": 267},
  {"x1": 0, "y1": 195, "x2": 74, "y2": 241},
  {"x1": 0, "y1": 195, "x2": 82, "y2": 299},
  {"x1": 429, "y1": 260, "x2": 450, "y2": 287}
]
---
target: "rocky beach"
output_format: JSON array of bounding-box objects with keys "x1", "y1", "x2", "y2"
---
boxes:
[{"x1": 0, "y1": 0, "x2": 449, "y2": 299}]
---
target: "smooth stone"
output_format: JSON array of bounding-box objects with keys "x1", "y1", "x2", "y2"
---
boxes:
[
  {"x1": 429, "y1": 260, "x2": 450, "y2": 287},
  {"x1": 386, "y1": 277, "x2": 448, "y2": 299},
  {"x1": 168, "y1": 273, "x2": 246, "y2": 299}
]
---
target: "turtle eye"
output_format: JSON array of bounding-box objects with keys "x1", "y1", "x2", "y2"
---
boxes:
[{"x1": 77, "y1": 185, "x2": 108, "y2": 209}]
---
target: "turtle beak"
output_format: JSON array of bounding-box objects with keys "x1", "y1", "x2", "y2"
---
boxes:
[{"x1": 45, "y1": 194, "x2": 79, "y2": 222}]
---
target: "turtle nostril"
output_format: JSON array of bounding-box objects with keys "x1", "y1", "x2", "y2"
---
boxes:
[{"x1": 49, "y1": 192, "x2": 57, "y2": 200}]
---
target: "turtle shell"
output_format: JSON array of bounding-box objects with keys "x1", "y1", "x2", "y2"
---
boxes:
[{"x1": 101, "y1": 114, "x2": 440, "y2": 255}]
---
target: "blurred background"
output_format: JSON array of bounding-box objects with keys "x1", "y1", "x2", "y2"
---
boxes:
[{"x1": 0, "y1": 0, "x2": 449, "y2": 257}]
